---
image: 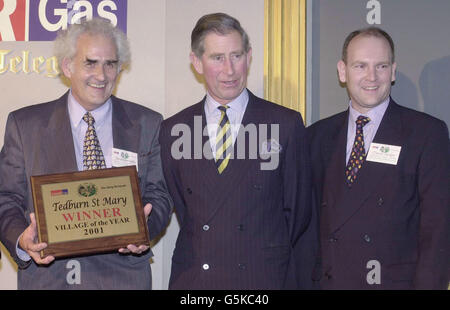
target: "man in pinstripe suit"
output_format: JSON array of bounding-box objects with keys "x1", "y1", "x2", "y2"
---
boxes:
[{"x1": 160, "y1": 13, "x2": 317, "y2": 289}]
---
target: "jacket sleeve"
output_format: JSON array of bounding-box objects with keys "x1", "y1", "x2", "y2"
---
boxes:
[
  {"x1": 283, "y1": 112, "x2": 318, "y2": 289},
  {"x1": 140, "y1": 114, "x2": 174, "y2": 240},
  {"x1": 414, "y1": 120, "x2": 450, "y2": 289},
  {"x1": 0, "y1": 112, "x2": 32, "y2": 269},
  {"x1": 158, "y1": 120, "x2": 186, "y2": 226}
]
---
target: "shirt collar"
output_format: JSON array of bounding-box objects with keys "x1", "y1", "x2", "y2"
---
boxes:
[
  {"x1": 348, "y1": 96, "x2": 390, "y2": 126},
  {"x1": 67, "y1": 90, "x2": 112, "y2": 129},
  {"x1": 204, "y1": 88, "x2": 249, "y2": 117}
]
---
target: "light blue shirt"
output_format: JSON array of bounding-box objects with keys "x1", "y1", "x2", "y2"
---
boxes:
[
  {"x1": 204, "y1": 89, "x2": 249, "y2": 158},
  {"x1": 346, "y1": 97, "x2": 390, "y2": 164},
  {"x1": 17, "y1": 92, "x2": 114, "y2": 261},
  {"x1": 67, "y1": 91, "x2": 113, "y2": 170}
]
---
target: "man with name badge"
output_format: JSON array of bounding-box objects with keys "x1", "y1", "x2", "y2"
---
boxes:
[
  {"x1": 0, "y1": 18, "x2": 172, "y2": 289},
  {"x1": 308, "y1": 27, "x2": 449, "y2": 289},
  {"x1": 159, "y1": 13, "x2": 316, "y2": 289}
]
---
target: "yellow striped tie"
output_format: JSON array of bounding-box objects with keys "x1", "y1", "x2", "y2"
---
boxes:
[{"x1": 216, "y1": 105, "x2": 232, "y2": 174}]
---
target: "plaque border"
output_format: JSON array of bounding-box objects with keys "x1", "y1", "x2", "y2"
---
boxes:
[{"x1": 31, "y1": 166, "x2": 149, "y2": 258}]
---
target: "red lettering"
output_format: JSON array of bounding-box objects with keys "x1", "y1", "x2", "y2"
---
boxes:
[
  {"x1": 103, "y1": 208, "x2": 111, "y2": 218},
  {"x1": 112, "y1": 208, "x2": 121, "y2": 217},
  {"x1": 93, "y1": 210, "x2": 101, "y2": 218},
  {"x1": 62, "y1": 213, "x2": 74, "y2": 222},
  {"x1": 82, "y1": 211, "x2": 91, "y2": 220}
]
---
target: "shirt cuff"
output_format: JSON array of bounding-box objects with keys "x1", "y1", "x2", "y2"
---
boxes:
[{"x1": 16, "y1": 234, "x2": 31, "y2": 262}]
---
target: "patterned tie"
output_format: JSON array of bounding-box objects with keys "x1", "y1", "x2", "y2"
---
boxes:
[
  {"x1": 82, "y1": 112, "x2": 106, "y2": 170},
  {"x1": 215, "y1": 105, "x2": 232, "y2": 174},
  {"x1": 345, "y1": 115, "x2": 371, "y2": 186}
]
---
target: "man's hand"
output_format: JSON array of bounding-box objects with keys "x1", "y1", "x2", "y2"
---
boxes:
[
  {"x1": 19, "y1": 213, "x2": 55, "y2": 265},
  {"x1": 118, "y1": 203, "x2": 152, "y2": 255}
]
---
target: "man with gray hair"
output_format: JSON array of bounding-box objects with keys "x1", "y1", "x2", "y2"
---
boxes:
[
  {"x1": 160, "y1": 13, "x2": 316, "y2": 289},
  {"x1": 0, "y1": 18, "x2": 172, "y2": 289}
]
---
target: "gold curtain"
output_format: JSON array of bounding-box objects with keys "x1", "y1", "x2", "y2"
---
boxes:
[{"x1": 264, "y1": 0, "x2": 306, "y2": 119}]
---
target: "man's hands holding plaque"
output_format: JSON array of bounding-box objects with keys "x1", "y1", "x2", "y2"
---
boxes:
[
  {"x1": 19, "y1": 203, "x2": 153, "y2": 264},
  {"x1": 19, "y1": 213, "x2": 55, "y2": 265},
  {"x1": 118, "y1": 203, "x2": 152, "y2": 255}
]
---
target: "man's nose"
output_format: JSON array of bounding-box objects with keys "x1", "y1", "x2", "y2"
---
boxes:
[
  {"x1": 223, "y1": 57, "x2": 235, "y2": 75},
  {"x1": 94, "y1": 64, "x2": 106, "y2": 80},
  {"x1": 366, "y1": 66, "x2": 377, "y2": 81}
]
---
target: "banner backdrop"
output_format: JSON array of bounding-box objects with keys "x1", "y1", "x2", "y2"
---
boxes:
[{"x1": 1, "y1": 0, "x2": 127, "y2": 41}]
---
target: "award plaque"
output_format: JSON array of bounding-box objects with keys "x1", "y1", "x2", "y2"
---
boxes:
[{"x1": 31, "y1": 166, "x2": 149, "y2": 258}]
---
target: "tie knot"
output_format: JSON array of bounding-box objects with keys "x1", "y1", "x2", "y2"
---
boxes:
[
  {"x1": 356, "y1": 115, "x2": 370, "y2": 128},
  {"x1": 218, "y1": 105, "x2": 229, "y2": 113},
  {"x1": 82, "y1": 112, "x2": 95, "y2": 125}
]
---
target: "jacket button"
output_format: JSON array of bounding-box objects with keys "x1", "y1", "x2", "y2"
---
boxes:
[
  {"x1": 321, "y1": 201, "x2": 327, "y2": 207},
  {"x1": 364, "y1": 234, "x2": 371, "y2": 243},
  {"x1": 377, "y1": 197, "x2": 384, "y2": 206},
  {"x1": 325, "y1": 272, "x2": 332, "y2": 280},
  {"x1": 238, "y1": 263, "x2": 246, "y2": 270},
  {"x1": 202, "y1": 225, "x2": 210, "y2": 231},
  {"x1": 202, "y1": 264, "x2": 209, "y2": 270},
  {"x1": 237, "y1": 224, "x2": 244, "y2": 231},
  {"x1": 187, "y1": 188, "x2": 192, "y2": 194},
  {"x1": 253, "y1": 184, "x2": 262, "y2": 190},
  {"x1": 328, "y1": 234, "x2": 338, "y2": 242}
]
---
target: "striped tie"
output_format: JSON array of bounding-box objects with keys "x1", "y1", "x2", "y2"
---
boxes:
[
  {"x1": 82, "y1": 112, "x2": 106, "y2": 170},
  {"x1": 345, "y1": 115, "x2": 370, "y2": 186},
  {"x1": 215, "y1": 105, "x2": 232, "y2": 174}
]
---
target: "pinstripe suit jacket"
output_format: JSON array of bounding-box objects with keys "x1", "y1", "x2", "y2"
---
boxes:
[
  {"x1": 0, "y1": 91, "x2": 172, "y2": 289},
  {"x1": 160, "y1": 90, "x2": 317, "y2": 289}
]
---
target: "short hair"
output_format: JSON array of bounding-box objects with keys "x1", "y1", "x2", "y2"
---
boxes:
[
  {"x1": 191, "y1": 12, "x2": 251, "y2": 57},
  {"x1": 342, "y1": 27, "x2": 395, "y2": 63},
  {"x1": 54, "y1": 18, "x2": 130, "y2": 71}
]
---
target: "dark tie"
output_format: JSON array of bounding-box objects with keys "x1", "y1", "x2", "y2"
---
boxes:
[
  {"x1": 345, "y1": 115, "x2": 371, "y2": 186},
  {"x1": 82, "y1": 112, "x2": 106, "y2": 170},
  {"x1": 215, "y1": 105, "x2": 232, "y2": 174}
]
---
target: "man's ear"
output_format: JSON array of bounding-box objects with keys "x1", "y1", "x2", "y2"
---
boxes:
[
  {"x1": 190, "y1": 52, "x2": 203, "y2": 75},
  {"x1": 391, "y1": 62, "x2": 397, "y2": 82},
  {"x1": 61, "y1": 57, "x2": 73, "y2": 78},
  {"x1": 337, "y1": 60, "x2": 347, "y2": 83},
  {"x1": 246, "y1": 47, "x2": 252, "y2": 68}
]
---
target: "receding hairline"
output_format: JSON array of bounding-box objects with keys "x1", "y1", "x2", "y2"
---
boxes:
[
  {"x1": 347, "y1": 34, "x2": 394, "y2": 61},
  {"x1": 342, "y1": 27, "x2": 395, "y2": 64}
]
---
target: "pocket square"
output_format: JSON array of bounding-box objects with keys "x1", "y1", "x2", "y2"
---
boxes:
[{"x1": 261, "y1": 139, "x2": 282, "y2": 155}]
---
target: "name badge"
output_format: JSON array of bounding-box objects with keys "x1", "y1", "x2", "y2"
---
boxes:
[
  {"x1": 112, "y1": 148, "x2": 138, "y2": 171},
  {"x1": 366, "y1": 143, "x2": 401, "y2": 165}
]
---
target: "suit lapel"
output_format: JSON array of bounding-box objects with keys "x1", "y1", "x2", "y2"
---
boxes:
[
  {"x1": 332, "y1": 100, "x2": 404, "y2": 231},
  {"x1": 186, "y1": 100, "x2": 220, "y2": 208},
  {"x1": 192, "y1": 92, "x2": 263, "y2": 222},
  {"x1": 111, "y1": 96, "x2": 140, "y2": 153},
  {"x1": 322, "y1": 111, "x2": 349, "y2": 214},
  {"x1": 211, "y1": 92, "x2": 261, "y2": 190},
  {"x1": 42, "y1": 92, "x2": 78, "y2": 173}
]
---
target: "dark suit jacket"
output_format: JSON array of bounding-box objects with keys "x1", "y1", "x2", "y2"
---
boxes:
[
  {"x1": 308, "y1": 99, "x2": 450, "y2": 289},
  {"x1": 0, "y1": 91, "x2": 172, "y2": 289},
  {"x1": 160, "y1": 90, "x2": 317, "y2": 289}
]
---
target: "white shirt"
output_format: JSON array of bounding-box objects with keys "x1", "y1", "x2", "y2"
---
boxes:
[
  {"x1": 204, "y1": 89, "x2": 249, "y2": 158},
  {"x1": 346, "y1": 97, "x2": 390, "y2": 164}
]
